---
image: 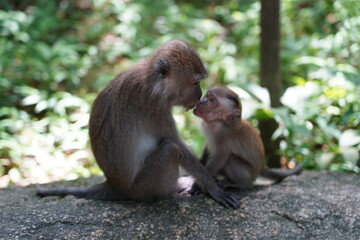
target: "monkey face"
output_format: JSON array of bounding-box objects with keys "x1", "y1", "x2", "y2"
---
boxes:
[
  {"x1": 193, "y1": 90, "x2": 221, "y2": 121},
  {"x1": 171, "y1": 77, "x2": 203, "y2": 110},
  {"x1": 182, "y1": 78, "x2": 203, "y2": 110},
  {"x1": 152, "y1": 39, "x2": 207, "y2": 110},
  {"x1": 163, "y1": 69, "x2": 205, "y2": 110},
  {"x1": 194, "y1": 87, "x2": 241, "y2": 123}
]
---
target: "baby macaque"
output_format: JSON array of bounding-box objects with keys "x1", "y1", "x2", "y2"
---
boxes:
[{"x1": 193, "y1": 86, "x2": 302, "y2": 190}]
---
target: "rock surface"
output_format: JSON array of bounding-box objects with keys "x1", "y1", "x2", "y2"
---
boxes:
[{"x1": 0, "y1": 171, "x2": 359, "y2": 240}]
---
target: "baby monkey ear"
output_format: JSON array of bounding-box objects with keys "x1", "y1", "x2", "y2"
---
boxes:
[
  {"x1": 224, "y1": 110, "x2": 241, "y2": 125},
  {"x1": 233, "y1": 109, "x2": 241, "y2": 120}
]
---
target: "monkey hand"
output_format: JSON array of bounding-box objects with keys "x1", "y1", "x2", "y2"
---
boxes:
[
  {"x1": 207, "y1": 188, "x2": 240, "y2": 210},
  {"x1": 188, "y1": 181, "x2": 240, "y2": 209}
]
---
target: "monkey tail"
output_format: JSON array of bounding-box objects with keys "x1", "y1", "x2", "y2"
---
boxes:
[
  {"x1": 260, "y1": 164, "x2": 303, "y2": 182},
  {"x1": 36, "y1": 182, "x2": 123, "y2": 200}
]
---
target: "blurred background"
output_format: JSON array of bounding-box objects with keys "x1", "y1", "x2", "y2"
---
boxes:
[{"x1": 0, "y1": 0, "x2": 359, "y2": 187}]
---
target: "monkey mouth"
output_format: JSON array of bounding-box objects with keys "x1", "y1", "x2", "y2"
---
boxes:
[{"x1": 193, "y1": 107, "x2": 201, "y2": 116}]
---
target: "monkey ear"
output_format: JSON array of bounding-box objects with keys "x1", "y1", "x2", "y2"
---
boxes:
[
  {"x1": 233, "y1": 109, "x2": 241, "y2": 120},
  {"x1": 224, "y1": 110, "x2": 241, "y2": 125},
  {"x1": 156, "y1": 59, "x2": 170, "y2": 78}
]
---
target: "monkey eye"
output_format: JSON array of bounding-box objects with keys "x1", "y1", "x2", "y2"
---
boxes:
[
  {"x1": 209, "y1": 98, "x2": 215, "y2": 103},
  {"x1": 193, "y1": 81, "x2": 199, "y2": 86}
]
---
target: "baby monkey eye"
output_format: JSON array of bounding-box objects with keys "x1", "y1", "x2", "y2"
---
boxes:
[{"x1": 209, "y1": 98, "x2": 215, "y2": 103}]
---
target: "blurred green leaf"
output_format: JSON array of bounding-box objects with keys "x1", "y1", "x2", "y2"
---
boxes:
[{"x1": 339, "y1": 130, "x2": 360, "y2": 148}]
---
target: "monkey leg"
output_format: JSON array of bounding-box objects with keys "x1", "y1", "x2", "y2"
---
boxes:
[
  {"x1": 131, "y1": 139, "x2": 181, "y2": 200},
  {"x1": 221, "y1": 157, "x2": 256, "y2": 190},
  {"x1": 215, "y1": 179, "x2": 238, "y2": 190}
]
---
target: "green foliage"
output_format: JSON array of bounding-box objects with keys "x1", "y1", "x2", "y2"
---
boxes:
[
  {"x1": 0, "y1": 0, "x2": 109, "y2": 185},
  {"x1": 274, "y1": 0, "x2": 360, "y2": 172},
  {"x1": 274, "y1": 76, "x2": 359, "y2": 172},
  {"x1": 0, "y1": 0, "x2": 359, "y2": 186}
]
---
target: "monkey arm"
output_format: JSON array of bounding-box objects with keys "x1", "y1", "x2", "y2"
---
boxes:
[
  {"x1": 178, "y1": 145, "x2": 240, "y2": 209},
  {"x1": 205, "y1": 153, "x2": 230, "y2": 177},
  {"x1": 199, "y1": 148, "x2": 209, "y2": 165},
  {"x1": 178, "y1": 144, "x2": 216, "y2": 188},
  {"x1": 184, "y1": 148, "x2": 209, "y2": 196}
]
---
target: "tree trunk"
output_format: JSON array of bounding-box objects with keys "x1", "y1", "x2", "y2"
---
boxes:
[{"x1": 259, "y1": 0, "x2": 282, "y2": 168}]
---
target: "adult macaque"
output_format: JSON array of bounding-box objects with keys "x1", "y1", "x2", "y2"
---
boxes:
[
  {"x1": 192, "y1": 86, "x2": 302, "y2": 190},
  {"x1": 37, "y1": 40, "x2": 239, "y2": 209}
]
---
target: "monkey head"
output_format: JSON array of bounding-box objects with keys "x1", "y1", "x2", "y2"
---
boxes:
[
  {"x1": 194, "y1": 86, "x2": 242, "y2": 125},
  {"x1": 151, "y1": 40, "x2": 208, "y2": 110}
]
